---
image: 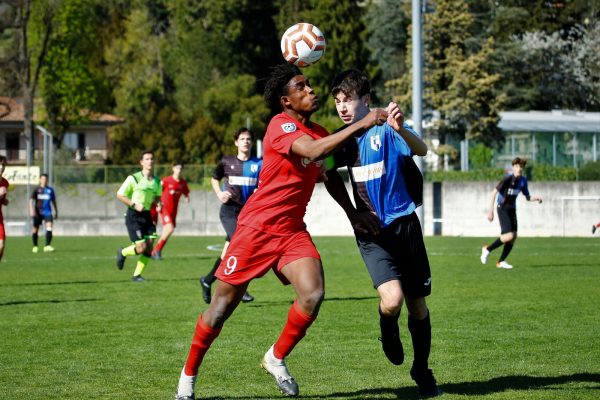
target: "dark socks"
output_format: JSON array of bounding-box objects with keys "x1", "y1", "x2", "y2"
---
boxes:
[
  {"x1": 45, "y1": 231, "x2": 52, "y2": 246},
  {"x1": 32, "y1": 233, "x2": 38, "y2": 246},
  {"x1": 486, "y1": 238, "x2": 503, "y2": 252},
  {"x1": 499, "y1": 243, "x2": 514, "y2": 262},
  {"x1": 408, "y1": 312, "x2": 431, "y2": 371},
  {"x1": 204, "y1": 257, "x2": 221, "y2": 285},
  {"x1": 379, "y1": 307, "x2": 404, "y2": 365}
]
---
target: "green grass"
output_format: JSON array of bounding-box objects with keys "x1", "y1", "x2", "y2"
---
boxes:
[{"x1": 0, "y1": 236, "x2": 599, "y2": 399}]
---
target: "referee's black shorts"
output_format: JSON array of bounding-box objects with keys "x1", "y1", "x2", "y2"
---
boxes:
[
  {"x1": 497, "y1": 206, "x2": 518, "y2": 234},
  {"x1": 219, "y1": 201, "x2": 243, "y2": 241},
  {"x1": 356, "y1": 211, "x2": 432, "y2": 298},
  {"x1": 125, "y1": 208, "x2": 156, "y2": 243}
]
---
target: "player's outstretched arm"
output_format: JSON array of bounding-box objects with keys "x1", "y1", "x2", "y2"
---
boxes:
[
  {"x1": 386, "y1": 102, "x2": 427, "y2": 156},
  {"x1": 291, "y1": 108, "x2": 388, "y2": 162}
]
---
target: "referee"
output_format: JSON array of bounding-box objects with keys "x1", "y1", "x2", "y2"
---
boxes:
[{"x1": 115, "y1": 150, "x2": 162, "y2": 282}]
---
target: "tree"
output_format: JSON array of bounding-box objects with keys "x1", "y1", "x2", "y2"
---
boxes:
[
  {"x1": 388, "y1": 0, "x2": 505, "y2": 169},
  {"x1": 364, "y1": 0, "x2": 410, "y2": 103},
  {"x1": 40, "y1": 0, "x2": 110, "y2": 149},
  {"x1": 184, "y1": 74, "x2": 269, "y2": 164},
  {"x1": 289, "y1": 0, "x2": 372, "y2": 115},
  {"x1": 8, "y1": 0, "x2": 56, "y2": 163}
]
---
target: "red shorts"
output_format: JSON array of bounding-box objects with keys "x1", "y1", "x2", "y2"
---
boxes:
[
  {"x1": 160, "y1": 211, "x2": 176, "y2": 227},
  {"x1": 0, "y1": 221, "x2": 5, "y2": 240},
  {"x1": 215, "y1": 224, "x2": 320, "y2": 286}
]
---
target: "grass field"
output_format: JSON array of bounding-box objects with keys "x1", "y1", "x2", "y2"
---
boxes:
[{"x1": 0, "y1": 235, "x2": 599, "y2": 399}]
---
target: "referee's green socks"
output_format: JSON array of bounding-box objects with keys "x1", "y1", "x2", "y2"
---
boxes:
[
  {"x1": 133, "y1": 254, "x2": 150, "y2": 277},
  {"x1": 121, "y1": 245, "x2": 137, "y2": 257}
]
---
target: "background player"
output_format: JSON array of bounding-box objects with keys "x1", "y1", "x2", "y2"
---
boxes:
[
  {"x1": 116, "y1": 150, "x2": 162, "y2": 282},
  {"x1": 29, "y1": 173, "x2": 58, "y2": 253},
  {"x1": 174, "y1": 64, "x2": 387, "y2": 400},
  {"x1": 481, "y1": 157, "x2": 543, "y2": 269},
  {"x1": 0, "y1": 156, "x2": 9, "y2": 262},
  {"x1": 199, "y1": 127, "x2": 262, "y2": 304},
  {"x1": 324, "y1": 69, "x2": 441, "y2": 398},
  {"x1": 151, "y1": 161, "x2": 190, "y2": 260}
]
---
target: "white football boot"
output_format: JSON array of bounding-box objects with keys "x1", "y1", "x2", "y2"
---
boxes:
[
  {"x1": 496, "y1": 261, "x2": 514, "y2": 269},
  {"x1": 261, "y1": 345, "x2": 299, "y2": 397},
  {"x1": 480, "y1": 247, "x2": 490, "y2": 264}
]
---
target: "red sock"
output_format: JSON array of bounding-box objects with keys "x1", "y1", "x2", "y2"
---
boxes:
[
  {"x1": 154, "y1": 239, "x2": 166, "y2": 253},
  {"x1": 184, "y1": 315, "x2": 222, "y2": 376},
  {"x1": 273, "y1": 300, "x2": 317, "y2": 359}
]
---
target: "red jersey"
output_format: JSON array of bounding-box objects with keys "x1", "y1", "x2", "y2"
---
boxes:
[
  {"x1": 0, "y1": 177, "x2": 8, "y2": 222},
  {"x1": 237, "y1": 112, "x2": 328, "y2": 235},
  {"x1": 160, "y1": 176, "x2": 189, "y2": 216}
]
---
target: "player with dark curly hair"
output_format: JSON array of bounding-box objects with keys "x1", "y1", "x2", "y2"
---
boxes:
[{"x1": 174, "y1": 64, "x2": 388, "y2": 399}]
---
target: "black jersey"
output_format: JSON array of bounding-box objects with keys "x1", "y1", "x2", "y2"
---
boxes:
[
  {"x1": 496, "y1": 174, "x2": 530, "y2": 209},
  {"x1": 212, "y1": 156, "x2": 262, "y2": 206}
]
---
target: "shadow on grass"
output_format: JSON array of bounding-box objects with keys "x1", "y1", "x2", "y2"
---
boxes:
[
  {"x1": 205, "y1": 372, "x2": 600, "y2": 399},
  {"x1": 441, "y1": 372, "x2": 600, "y2": 396},
  {"x1": 0, "y1": 298, "x2": 101, "y2": 307},
  {"x1": 0, "y1": 277, "x2": 200, "y2": 287}
]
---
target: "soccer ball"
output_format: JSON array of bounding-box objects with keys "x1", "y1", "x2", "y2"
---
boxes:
[{"x1": 280, "y1": 23, "x2": 326, "y2": 67}]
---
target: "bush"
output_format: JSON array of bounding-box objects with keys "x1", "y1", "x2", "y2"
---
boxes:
[
  {"x1": 425, "y1": 168, "x2": 504, "y2": 182},
  {"x1": 530, "y1": 164, "x2": 577, "y2": 181},
  {"x1": 578, "y1": 160, "x2": 600, "y2": 181}
]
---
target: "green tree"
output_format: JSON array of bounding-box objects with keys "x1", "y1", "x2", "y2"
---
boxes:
[
  {"x1": 40, "y1": 0, "x2": 111, "y2": 149},
  {"x1": 290, "y1": 0, "x2": 372, "y2": 115},
  {"x1": 184, "y1": 74, "x2": 269, "y2": 164},
  {"x1": 364, "y1": 0, "x2": 410, "y2": 103},
  {"x1": 389, "y1": 0, "x2": 505, "y2": 169}
]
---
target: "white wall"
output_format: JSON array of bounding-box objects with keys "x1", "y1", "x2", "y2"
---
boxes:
[{"x1": 4, "y1": 181, "x2": 600, "y2": 237}]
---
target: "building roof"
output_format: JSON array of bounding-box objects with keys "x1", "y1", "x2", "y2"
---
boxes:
[
  {"x1": 499, "y1": 110, "x2": 600, "y2": 133},
  {"x1": 0, "y1": 96, "x2": 123, "y2": 125}
]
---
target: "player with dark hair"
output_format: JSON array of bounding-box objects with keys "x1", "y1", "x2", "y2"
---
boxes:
[
  {"x1": 481, "y1": 157, "x2": 543, "y2": 269},
  {"x1": 116, "y1": 150, "x2": 162, "y2": 282},
  {"x1": 174, "y1": 64, "x2": 388, "y2": 400},
  {"x1": 199, "y1": 127, "x2": 261, "y2": 304},
  {"x1": 151, "y1": 161, "x2": 190, "y2": 260},
  {"x1": 324, "y1": 69, "x2": 441, "y2": 398},
  {"x1": 0, "y1": 156, "x2": 9, "y2": 261},
  {"x1": 29, "y1": 173, "x2": 58, "y2": 253}
]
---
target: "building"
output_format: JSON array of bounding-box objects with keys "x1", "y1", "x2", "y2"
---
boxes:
[{"x1": 0, "y1": 96, "x2": 122, "y2": 164}]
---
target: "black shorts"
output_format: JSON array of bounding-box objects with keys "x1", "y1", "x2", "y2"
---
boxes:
[
  {"x1": 125, "y1": 208, "x2": 156, "y2": 243},
  {"x1": 497, "y1": 206, "x2": 517, "y2": 234},
  {"x1": 219, "y1": 202, "x2": 242, "y2": 241},
  {"x1": 32, "y1": 214, "x2": 53, "y2": 228},
  {"x1": 356, "y1": 212, "x2": 432, "y2": 298}
]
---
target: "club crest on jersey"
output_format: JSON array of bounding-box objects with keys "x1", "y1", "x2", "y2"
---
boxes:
[
  {"x1": 281, "y1": 122, "x2": 297, "y2": 133},
  {"x1": 370, "y1": 135, "x2": 382, "y2": 151},
  {"x1": 251, "y1": 164, "x2": 259, "y2": 173},
  {"x1": 301, "y1": 158, "x2": 323, "y2": 168}
]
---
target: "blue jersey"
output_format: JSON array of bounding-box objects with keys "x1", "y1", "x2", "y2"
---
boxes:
[
  {"x1": 31, "y1": 186, "x2": 56, "y2": 216},
  {"x1": 330, "y1": 122, "x2": 420, "y2": 228},
  {"x1": 212, "y1": 156, "x2": 262, "y2": 206},
  {"x1": 496, "y1": 174, "x2": 530, "y2": 209}
]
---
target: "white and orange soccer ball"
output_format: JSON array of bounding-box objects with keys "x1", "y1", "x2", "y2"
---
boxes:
[{"x1": 280, "y1": 23, "x2": 326, "y2": 67}]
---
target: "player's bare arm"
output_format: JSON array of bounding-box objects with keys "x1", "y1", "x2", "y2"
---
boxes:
[
  {"x1": 487, "y1": 189, "x2": 498, "y2": 222},
  {"x1": 29, "y1": 198, "x2": 35, "y2": 217},
  {"x1": 211, "y1": 177, "x2": 232, "y2": 203},
  {"x1": 324, "y1": 170, "x2": 380, "y2": 235},
  {"x1": 386, "y1": 102, "x2": 428, "y2": 156},
  {"x1": 528, "y1": 195, "x2": 543, "y2": 204},
  {"x1": 291, "y1": 108, "x2": 388, "y2": 161}
]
